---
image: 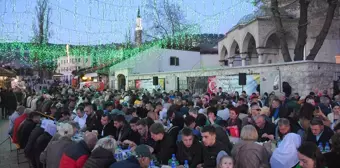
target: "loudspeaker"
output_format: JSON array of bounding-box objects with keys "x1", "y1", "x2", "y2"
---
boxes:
[
  {"x1": 239, "y1": 73, "x2": 246, "y2": 85},
  {"x1": 153, "y1": 77, "x2": 158, "y2": 85}
]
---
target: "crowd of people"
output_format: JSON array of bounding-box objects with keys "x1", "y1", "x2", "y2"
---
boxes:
[{"x1": 4, "y1": 85, "x2": 340, "y2": 168}]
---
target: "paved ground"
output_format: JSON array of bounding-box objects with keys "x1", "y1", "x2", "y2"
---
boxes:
[{"x1": 0, "y1": 119, "x2": 30, "y2": 168}]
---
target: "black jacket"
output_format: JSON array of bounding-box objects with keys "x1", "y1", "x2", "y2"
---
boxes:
[
  {"x1": 99, "y1": 122, "x2": 116, "y2": 138},
  {"x1": 109, "y1": 156, "x2": 140, "y2": 168},
  {"x1": 33, "y1": 132, "x2": 53, "y2": 168},
  {"x1": 17, "y1": 119, "x2": 37, "y2": 149},
  {"x1": 203, "y1": 140, "x2": 230, "y2": 168},
  {"x1": 154, "y1": 133, "x2": 177, "y2": 165},
  {"x1": 86, "y1": 112, "x2": 102, "y2": 132},
  {"x1": 176, "y1": 138, "x2": 203, "y2": 168},
  {"x1": 324, "y1": 151, "x2": 340, "y2": 168},
  {"x1": 24, "y1": 126, "x2": 44, "y2": 157},
  {"x1": 306, "y1": 126, "x2": 334, "y2": 146},
  {"x1": 139, "y1": 131, "x2": 155, "y2": 147},
  {"x1": 167, "y1": 126, "x2": 181, "y2": 144},
  {"x1": 115, "y1": 124, "x2": 132, "y2": 142},
  {"x1": 270, "y1": 106, "x2": 289, "y2": 119},
  {"x1": 84, "y1": 146, "x2": 116, "y2": 168},
  {"x1": 214, "y1": 125, "x2": 233, "y2": 151},
  {"x1": 257, "y1": 121, "x2": 276, "y2": 142}
]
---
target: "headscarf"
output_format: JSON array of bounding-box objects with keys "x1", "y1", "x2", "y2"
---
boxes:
[{"x1": 270, "y1": 133, "x2": 301, "y2": 168}]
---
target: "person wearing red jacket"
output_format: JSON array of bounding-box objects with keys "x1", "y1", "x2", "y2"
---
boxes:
[
  {"x1": 12, "y1": 108, "x2": 32, "y2": 144},
  {"x1": 59, "y1": 132, "x2": 98, "y2": 168}
]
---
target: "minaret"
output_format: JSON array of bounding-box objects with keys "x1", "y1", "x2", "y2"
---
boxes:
[{"x1": 135, "y1": 8, "x2": 142, "y2": 46}]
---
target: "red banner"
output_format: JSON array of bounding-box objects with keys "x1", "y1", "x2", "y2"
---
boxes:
[{"x1": 207, "y1": 76, "x2": 217, "y2": 94}]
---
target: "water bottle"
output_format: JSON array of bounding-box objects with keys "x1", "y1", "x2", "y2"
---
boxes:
[
  {"x1": 324, "y1": 142, "x2": 330, "y2": 152},
  {"x1": 171, "y1": 154, "x2": 176, "y2": 168},
  {"x1": 149, "y1": 160, "x2": 155, "y2": 168},
  {"x1": 115, "y1": 146, "x2": 123, "y2": 161},
  {"x1": 318, "y1": 142, "x2": 324, "y2": 152},
  {"x1": 126, "y1": 146, "x2": 132, "y2": 158},
  {"x1": 184, "y1": 160, "x2": 189, "y2": 168}
]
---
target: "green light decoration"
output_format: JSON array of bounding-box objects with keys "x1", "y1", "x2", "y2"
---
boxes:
[{"x1": 0, "y1": 0, "x2": 252, "y2": 72}]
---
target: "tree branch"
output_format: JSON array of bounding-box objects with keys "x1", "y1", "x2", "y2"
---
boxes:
[
  {"x1": 294, "y1": 0, "x2": 310, "y2": 61},
  {"x1": 306, "y1": 0, "x2": 338, "y2": 60}
]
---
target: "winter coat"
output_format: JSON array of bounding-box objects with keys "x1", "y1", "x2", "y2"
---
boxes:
[
  {"x1": 24, "y1": 126, "x2": 44, "y2": 158},
  {"x1": 231, "y1": 141, "x2": 270, "y2": 168},
  {"x1": 32, "y1": 132, "x2": 53, "y2": 168},
  {"x1": 83, "y1": 146, "x2": 116, "y2": 168},
  {"x1": 109, "y1": 156, "x2": 141, "y2": 168},
  {"x1": 59, "y1": 140, "x2": 91, "y2": 168},
  {"x1": 17, "y1": 119, "x2": 37, "y2": 149},
  {"x1": 40, "y1": 136, "x2": 74, "y2": 168}
]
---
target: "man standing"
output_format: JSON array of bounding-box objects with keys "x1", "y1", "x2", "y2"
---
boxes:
[{"x1": 198, "y1": 125, "x2": 230, "y2": 168}]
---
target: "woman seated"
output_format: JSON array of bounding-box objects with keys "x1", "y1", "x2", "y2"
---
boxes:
[
  {"x1": 231, "y1": 125, "x2": 271, "y2": 168},
  {"x1": 270, "y1": 133, "x2": 301, "y2": 168}
]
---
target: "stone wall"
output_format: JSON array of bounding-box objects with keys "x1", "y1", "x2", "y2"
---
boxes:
[{"x1": 127, "y1": 61, "x2": 340, "y2": 97}]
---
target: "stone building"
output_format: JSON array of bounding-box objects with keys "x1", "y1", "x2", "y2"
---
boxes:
[{"x1": 218, "y1": 0, "x2": 340, "y2": 66}]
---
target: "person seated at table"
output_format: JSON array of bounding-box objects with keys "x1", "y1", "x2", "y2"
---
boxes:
[
  {"x1": 168, "y1": 116, "x2": 184, "y2": 143},
  {"x1": 176, "y1": 127, "x2": 203, "y2": 168},
  {"x1": 226, "y1": 107, "x2": 242, "y2": 137},
  {"x1": 197, "y1": 125, "x2": 230, "y2": 168},
  {"x1": 128, "y1": 117, "x2": 141, "y2": 144},
  {"x1": 150, "y1": 122, "x2": 177, "y2": 165},
  {"x1": 113, "y1": 115, "x2": 136, "y2": 143},
  {"x1": 324, "y1": 133, "x2": 340, "y2": 168},
  {"x1": 83, "y1": 137, "x2": 117, "y2": 168},
  {"x1": 59, "y1": 132, "x2": 98, "y2": 168},
  {"x1": 109, "y1": 145, "x2": 152, "y2": 168},
  {"x1": 231, "y1": 125, "x2": 271, "y2": 168},
  {"x1": 297, "y1": 142, "x2": 326, "y2": 168},
  {"x1": 207, "y1": 107, "x2": 223, "y2": 125},
  {"x1": 255, "y1": 115, "x2": 276, "y2": 142},
  {"x1": 306, "y1": 117, "x2": 334, "y2": 146},
  {"x1": 270, "y1": 133, "x2": 301, "y2": 168},
  {"x1": 58, "y1": 111, "x2": 71, "y2": 122},
  {"x1": 40, "y1": 122, "x2": 77, "y2": 168},
  {"x1": 32, "y1": 122, "x2": 57, "y2": 168},
  {"x1": 12, "y1": 108, "x2": 32, "y2": 144},
  {"x1": 275, "y1": 118, "x2": 299, "y2": 141},
  {"x1": 177, "y1": 115, "x2": 201, "y2": 142},
  {"x1": 242, "y1": 103, "x2": 261, "y2": 128},
  {"x1": 83, "y1": 103, "x2": 102, "y2": 132},
  {"x1": 25, "y1": 119, "x2": 52, "y2": 167},
  {"x1": 99, "y1": 114, "x2": 116, "y2": 138},
  {"x1": 17, "y1": 111, "x2": 41, "y2": 149},
  {"x1": 74, "y1": 106, "x2": 87, "y2": 130},
  {"x1": 8, "y1": 105, "x2": 25, "y2": 135}
]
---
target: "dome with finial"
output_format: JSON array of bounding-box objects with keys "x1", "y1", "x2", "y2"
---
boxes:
[{"x1": 137, "y1": 7, "x2": 141, "y2": 18}]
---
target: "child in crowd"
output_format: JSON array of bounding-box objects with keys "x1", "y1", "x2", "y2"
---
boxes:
[{"x1": 218, "y1": 156, "x2": 234, "y2": 168}]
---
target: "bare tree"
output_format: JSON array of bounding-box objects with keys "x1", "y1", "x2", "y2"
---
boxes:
[
  {"x1": 306, "y1": 0, "x2": 339, "y2": 60},
  {"x1": 270, "y1": 0, "x2": 292, "y2": 62},
  {"x1": 32, "y1": 0, "x2": 51, "y2": 44},
  {"x1": 31, "y1": 0, "x2": 54, "y2": 80},
  {"x1": 144, "y1": 0, "x2": 193, "y2": 40},
  {"x1": 252, "y1": 0, "x2": 339, "y2": 61},
  {"x1": 293, "y1": 0, "x2": 310, "y2": 61}
]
